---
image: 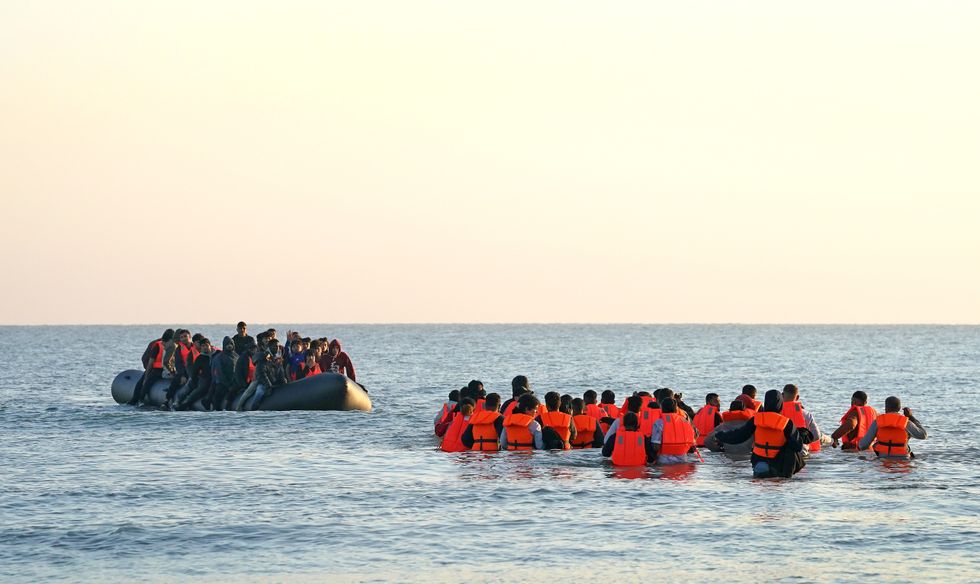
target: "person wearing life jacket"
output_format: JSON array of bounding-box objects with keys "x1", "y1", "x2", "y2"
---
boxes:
[
  {"x1": 583, "y1": 390, "x2": 604, "y2": 420},
  {"x1": 500, "y1": 393, "x2": 544, "y2": 451},
  {"x1": 602, "y1": 412, "x2": 655, "y2": 466},
  {"x1": 128, "y1": 328, "x2": 174, "y2": 406},
  {"x1": 858, "y1": 396, "x2": 927, "y2": 458},
  {"x1": 226, "y1": 340, "x2": 258, "y2": 410},
  {"x1": 704, "y1": 401, "x2": 757, "y2": 456},
  {"x1": 237, "y1": 339, "x2": 289, "y2": 411},
  {"x1": 461, "y1": 393, "x2": 505, "y2": 451},
  {"x1": 569, "y1": 398, "x2": 604, "y2": 449},
  {"x1": 440, "y1": 398, "x2": 475, "y2": 452},
  {"x1": 735, "y1": 384, "x2": 762, "y2": 412},
  {"x1": 163, "y1": 330, "x2": 195, "y2": 409},
  {"x1": 651, "y1": 398, "x2": 697, "y2": 464},
  {"x1": 208, "y1": 337, "x2": 238, "y2": 411},
  {"x1": 291, "y1": 352, "x2": 321, "y2": 381},
  {"x1": 598, "y1": 390, "x2": 620, "y2": 433},
  {"x1": 434, "y1": 389, "x2": 460, "y2": 434},
  {"x1": 715, "y1": 390, "x2": 811, "y2": 478},
  {"x1": 780, "y1": 384, "x2": 824, "y2": 453},
  {"x1": 620, "y1": 391, "x2": 654, "y2": 413},
  {"x1": 537, "y1": 392, "x2": 576, "y2": 449},
  {"x1": 604, "y1": 395, "x2": 644, "y2": 441},
  {"x1": 176, "y1": 338, "x2": 216, "y2": 410},
  {"x1": 830, "y1": 391, "x2": 878, "y2": 450},
  {"x1": 720, "y1": 400, "x2": 755, "y2": 423},
  {"x1": 693, "y1": 393, "x2": 723, "y2": 447},
  {"x1": 500, "y1": 375, "x2": 531, "y2": 416}
]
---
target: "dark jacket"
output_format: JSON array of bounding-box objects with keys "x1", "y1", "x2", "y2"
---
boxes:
[
  {"x1": 715, "y1": 390, "x2": 808, "y2": 477},
  {"x1": 255, "y1": 354, "x2": 288, "y2": 388},
  {"x1": 189, "y1": 352, "x2": 213, "y2": 391},
  {"x1": 211, "y1": 343, "x2": 237, "y2": 387},
  {"x1": 233, "y1": 333, "x2": 256, "y2": 356}
]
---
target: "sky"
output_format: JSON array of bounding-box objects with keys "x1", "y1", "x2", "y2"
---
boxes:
[{"x1": 1, "y1": 1, "x2": 978, "y2": 324}]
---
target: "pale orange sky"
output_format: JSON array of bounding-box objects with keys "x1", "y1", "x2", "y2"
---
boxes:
[{"x1": 1, "y1": 1, "x2": 978, "y2": 324}]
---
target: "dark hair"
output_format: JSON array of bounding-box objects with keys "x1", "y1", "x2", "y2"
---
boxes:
[
  {"x1": 730, "y1": 400, "x2": 745, "y2": 412},
  {"x1": 485, "y1": 393, "x2": 501, "y2": 410},
  {"x1": 852, "y1": 391, "x2": 868, "y2": 406},
  {"x1": 782, "y1": 384, "x2": 799, "y2": 399},
  {"x1": 544, "y1": 391, "x2": 560, "y2": 411},
  {"x1": 600, "y1": 390, "x2": 616, "y2": 404},
  {"x1": 256, "y1": 332, "x2": 268, "y2": 344},
  {"x1": 199, "y1": 337, "x2": 211, "y2": 347},
  {"x1": 571, "y1": 397, "x2": 585, "y2": 415},
  {"x1": 266, "y1": 328, "x2": 276, "y2": 335},
  {"x1": 637, "y1": 391, "x2": 652, "y2": 398},
  {"x1": 623, "y1": 412, "x2": 639, "y2": 431},
  {"x1": 237, "y1": 321, "x2": 246, "y2": 328},
  {"x1": 467, "y1": 380, "x2": 484, "y2": 393},
  {"x1": 449, "y1": 389, "x2": 460, "y2": 402},
  {"x1": 655, "y1": 387, "x2": 674, "y2": 402},
  {"x1": 290, "y1": 339, "x2": 302, "y2": 347},
  {"x1": 660, "y1": 397, "x2": 677, "y2": 414},
  {"x1": 267, "y1": 338, "x2": 280, "y2": 347},
  {"x1": 742, "y1": 384, "x2": 757, "y2": 397},
  {"x1": 583, "y1": 390, "x2": 597, "y2": 404},
  {"x1": 626, "y1": 395, "x2": 643, "y2": 413},
  {"x1": 511, "y1": 375, "x2": 529, "y2": 397},
  {"x1": 459, "y1": 398, "x2": 476, "y2": 416},
  {"x1": 517, "y1": 393, "x2": 540, "y2": 414},
  {"x1": 885, "y1": 396, "x2": 901, "y2": 412},
  {"x1": 161, "y1": 328, "x2": 175, "y2": 342},
  {"x1": 302, "y1": 337, "x2": 311, "y2": 344},
  {"x1": 705, "y1": 393, "x2": 718, "y2": 404},
  {"x1": 191, "y1": 333, "x2": 203, "y2": 343}
]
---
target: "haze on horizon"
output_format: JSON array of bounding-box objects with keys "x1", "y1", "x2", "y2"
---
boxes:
[{"x1": 1, "y1": 1, "x2": 978, "y2": 325}]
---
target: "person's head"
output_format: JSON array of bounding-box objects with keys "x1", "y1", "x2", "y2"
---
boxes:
[
  {"x1": 763, "y1": 389, "x2": 783, "y2": 413},
  {"x1": 655, "y1": 387, "x2": 674, "y2": 402},
  {"x1": 511, "y1": 375, "x2": 530, "y2": 397},
  {"x1": 571, "y1": 397, "x2": 586, "y2": 416},
  {"x1": 256, "y1": 332, "x2": 268, "y2": 349},
  {"x1": 459, "y1": 398, "x2": 476, "y2": 417},
  {"x1": 467, "y1": 380, "x2": 484, "y2": 395},
  {"x1": 544, "y1": 391, "x2": 560, "y2": 411},
  {"x1": 517, "y1": 393, "x2": 540, "y2": 414},
  {"x1": 310, "y1": 340, "x2": 322, "y2": 358},
  {"x1": 705, "y1": 393, "x2": 720, "y2": 408},
  {"x1": 660, "y1": 397, "x2": 677, "y2": 414},
  {"x1": 742, "y1": 384, "x2": 757, "y2": 398},
  {"x1": 305, "y1": 352, "x2": 316, "y2": 367},
  {"x1": 600, "y1": 390, "x2": 616, "y2": 404},
  {"x1": 484, "y1": 393, "x2": 501, "y2": 411},
  {"x1": 290, "y1": 331, "x2": 301, "y2": 342},
  {"x1": 237, "y1": 321, "x2": 247, "y2": 335},
  {"x1": 199, "y1": 338, "x2": 212, "y2": 354},
  {"x1": 885, "y1": 396, "x2": 902, "y2": 413},
  {"x1": 191, "y1": 333, "x2": 203, "y2": 349},
  {"x1": 329, "y1": 339, "x2": 341, "y2": 356},
  {"x1": 448, "y1": 389, "x2": 460, "y2": 403},
  {"x1": 622, "y1": 412, "x2": 640, "y2": 431},
  {"x1": 583, "y1": 390, "x2": 597, "y2": 404},
  {"x1": 161, "y1": 328, "x2": 175, "y2": 343},
  {"x1": 626, "y1": 395, "x2": 643, "y2": 414},
  {"x1": 851, "y1": 391, "x2": 868, "y2": 406},
  {"x1": 637, "y1": 390, "x2": 652, "y2": 398},
  {"x1": 290, "y1": 339, "x2": 302, "y2": 352},
  {"x1": 223, "y1": 336, "x2": 235, "y2": 352},
  {"x1": 560, "y1": 394, "x2": 572, "y2": 414},
  {"x1": 782, "y1": 384, "x2": 800, "y2": 402},
  {"x1": 302, "y1": 338, "x2": 311, "y2": 351},
  {"x1": 266, "y1": 328, "x2": 277, "y2": 340},
  {"x1": 267, "y1": 338, "x2": 280, "y2": 354},
  {"x1": 729, "y1": 400, "x2": 745, "y2": 412}
]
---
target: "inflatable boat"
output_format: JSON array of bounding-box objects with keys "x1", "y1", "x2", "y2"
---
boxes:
[{"x1": 111, "y1": 369, "x2": 372, "y2": 412}]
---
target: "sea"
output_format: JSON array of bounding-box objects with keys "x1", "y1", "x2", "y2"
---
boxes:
[{"x1": 1, "y1": 324, "x2": 978, "y2": 583}]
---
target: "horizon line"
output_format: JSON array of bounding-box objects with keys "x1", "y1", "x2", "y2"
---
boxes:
[{"x1": 2, "y1": 321, "x2": 979, "y2": 327}]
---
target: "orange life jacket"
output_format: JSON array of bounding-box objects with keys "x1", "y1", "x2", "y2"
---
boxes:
[
  {"x1": 781, "y1": 400, "x2": 821, "y2": 452},
  {"x1": 600, "y1": 403, "x2": 620, "y2": 419},
  {"x1": 177, "y1": 343, "x2": 192, "y2": 373},
  {"x1": 692, "y1": 405, "x2": 718, "y2": 446},
  {"x1": 872, "y1": 413, "x2": 909, "y2": 457},
  {"x1": 585, "y1": 403, "x2": 604, "y2": 420},
  {"x1": 540, "y1": 411, "x2": 572, "y2": 448},
  {"x1": 752, "y1": 412, "x2": 789, "y2": 458},
  {"x1": 611, "y1": 430, "x2": 648, "y2": 466},
  {"x1": 150, "y1": 340, "x2": 164, "y2": 369},
  {"x1": 440, "y1": 413, "x2": 469, "y2": 452},
  {"x1": 475, "y1": 399, "x2": 485, "y2": 412},
  {"x1": 639, "y1": 408, "x2": 660, "y2": 437},
  {"x1": 435, "y1": 402, "x2": 455, "y2": 428},
  {"x1": 502, "y1": 400, "x2": 518, "y2": 416},
  {"x1": 749, "y1": 399, "x2": 762, "y2": 411},
  {"x1": 503, "y1": 413, "x2": 535, "y2": 451},
  {"x1": 468, "y1": 410, "x2": 501, "y2": 452},
  {"x1": 659, "y1": 413, "x2": 695, "y2": 457},
  {"x1": 841, "y1": 405, "x2": 878, "y2": 449},
  {"x1": 537, "y1": 404, "x2": 547, "y2": 419},
  {"x1": 721, "y1": 409, "x2": 754, "y2": 423},
  {"x1": 571, "y1": 415, "x2": 598, "y2": 448}
]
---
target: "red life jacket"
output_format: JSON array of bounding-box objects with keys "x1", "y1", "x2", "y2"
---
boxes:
[
  {"x1": 503, "y1": 413, "x2": 535, "y2": 451},
  {"x1": 721, "y1": 409, "x2": 754, "y2": 423},
  {"x1": 150, "y1": 340, "x2": 164, "y2": 369},
  {"x1": 435, "y1": 402, "x2": 455, "y2": 430},
  {"x1": 468, "y1": 410, "x2": 501, "y2": 451},
  {"x1": 188, "y1": 346, "x2": 201, "y2": 371},
  {"x1": 177, "y1": 343, "x2": 192, "y2": 374},
  {"x1": 540, "y1": 411, "x2": 572, "y2": 448},
  {"x1": 781, "y1": 400, "x2": 821, "y2": 452},
  {"x1": 752, "y1": 412, "x2": 789, "y2": 458},
  {"x1": 441, "y1": 413, "x2": 469, "y2": 452},
  {"x1": 693, "y1": 405, "x2": 718, "y2": 446},
  {"x1": 659, "y1": 413, "x2": 696, "y2": 457},
  {"x1": 571, "y1": 415, "x2": 598, "y2": 449},
  {"x1": 246, "y1": 359, "x2": 255, "y2": 384},
  {"x1": 611, "y1": 430, "x2": 647, "y2": 466},
  {"x1": 841, "y1": 405, "x2": 878, "y2": 449},
  {"x1": 873, "y1": 413, "x2": 910, "y2": 458}
]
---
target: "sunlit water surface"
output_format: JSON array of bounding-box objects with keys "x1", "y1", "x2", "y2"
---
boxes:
[{"x1": 1, "y1": 325, "x2": 978, "y2": 582}]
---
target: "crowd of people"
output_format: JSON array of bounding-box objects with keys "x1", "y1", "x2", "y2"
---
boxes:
[
  {"x1": 127, "y1": 322, "x2": 357, "y2": 411},
  {"x1": 434, "y1": 378, "x2": 927, "y2": 478}
]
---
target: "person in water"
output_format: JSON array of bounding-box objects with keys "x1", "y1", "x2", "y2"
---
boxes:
[
  {"x1": 129, "y1": 328, "x2": 174, "y2": 406},
  {"x1": 232, "y1": 321, "x2": 255, "y2": 356},
  {"x1": 500, "y1": 393, "x2": 544, "y2": 451},
  {"x1": 319, "y1": 339, "x2": 356, "y2": 381},
  {"x1": 780, "y1": 384, "x2": 823, "y2": 453},
  {"x1": 500, "y1": 375, "x2": 530, "y2": 416},
  {"x1": 650, "y1": 397, "x2": 697, "y2": 464},
  {"x1": 830, "y1": 390, "x2": 878, "y2": 450},
  {"x1": 570, "y1": 398, "x2": 605, "y2": 448},
  {"x1": 209, "y1": 337, "x2": 238, "y2": 411},
  {"x1": 715, "y1": 389, "x2": 810, "y2": 478},
  {"x1": 692, "y1": 393, "x2": 723, "y2": 446},
  {"x1": 720, "y1": 400, "x2": 754, "y2": 423},
  {"x1": 603, "y1": 412, "x2": 656, "y2": 466},
  {"x1": 461, "y1": 393, "x2": 504, "y2": 451},
  {"x1": 858, "y1": 396, "x2": 927, "y2": 458},
  {"x1": 441, "y1": 398, "x2": 475, "y2": 452},
  {"x1": 537, "y1": 391, "x2": 576, "y2": 449},
  {"x1": 735, "y1": 384, "x2": 761, "y2": 411},
  {"x1": 604, "y1": 395, "x2": 645, "y2": 440}
]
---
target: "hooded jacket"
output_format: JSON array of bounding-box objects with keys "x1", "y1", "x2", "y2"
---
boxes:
[
  {"x1": 211, "y1": 337, "x2": 238, "y2": 387},
  {"x1": 318, "y1": 339, "x2": 356, "y2": 381}
]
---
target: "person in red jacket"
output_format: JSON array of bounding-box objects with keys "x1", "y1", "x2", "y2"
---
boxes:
[{"x1": 319, "y1": 339, "x2": 356, "y2": 381}]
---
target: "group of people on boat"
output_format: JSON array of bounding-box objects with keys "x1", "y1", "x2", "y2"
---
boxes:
[
  {"x1": 127, "y1": 322, "x2": 356, "y2": 411},
  {"x1": 434, "y1": 378, "x2": 927, "y2": 478}
]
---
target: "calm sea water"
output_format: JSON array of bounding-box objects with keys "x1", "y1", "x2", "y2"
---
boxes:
[{"x1": 1, "y1": 325, "x2": 978, "y2": 582}]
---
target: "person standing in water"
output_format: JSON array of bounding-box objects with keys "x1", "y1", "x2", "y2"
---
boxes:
[
  {"x1": 715, "y1": 389, "x2": 810, "y2": 478},
  {"x1": 858, "y1": 396, "x2": 927, "y2": 458},
  {"x1": 830, "y1": 391, "x2": 878, "y2": 450}
]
